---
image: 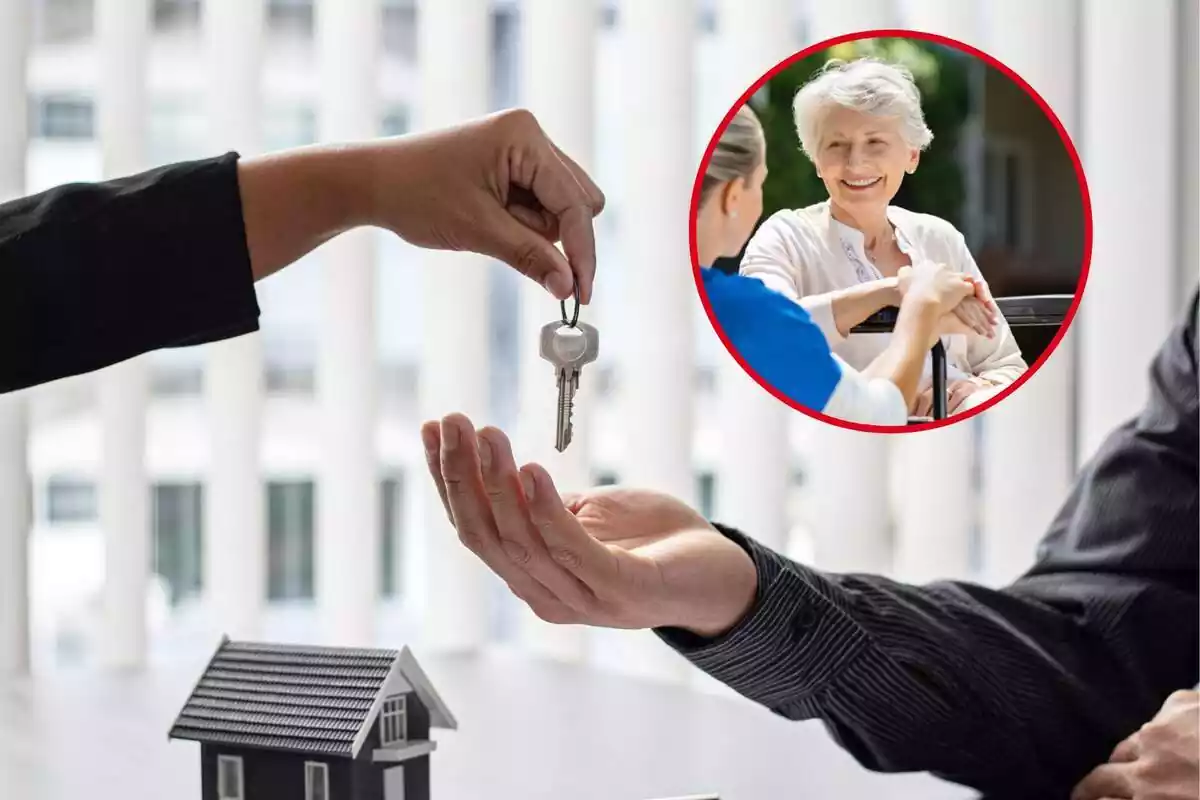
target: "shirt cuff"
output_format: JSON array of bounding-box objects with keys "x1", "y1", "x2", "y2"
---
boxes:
[
  {"x1": 654, "y1": 524, "x2": 870, "y2": 707},
  {"x1": 800, "y1": 293, "x2": 847, "y2": 347},
  {"x1": 821, "y1": 358, "x2": 908, "y2": 425}
]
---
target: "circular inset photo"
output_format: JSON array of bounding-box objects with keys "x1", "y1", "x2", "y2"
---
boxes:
[{"x1": 691, "y1": 31, "x2": 1090, "y2": 432}]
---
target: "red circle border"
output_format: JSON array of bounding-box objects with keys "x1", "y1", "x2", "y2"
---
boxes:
[{"x1": 690, "y1": 28, "x2": 1093, "y2": 434}]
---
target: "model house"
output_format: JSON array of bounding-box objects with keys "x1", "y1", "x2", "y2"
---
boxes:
[{"x1": 169, "y1": 637, "x2": 457, "y2": 800}]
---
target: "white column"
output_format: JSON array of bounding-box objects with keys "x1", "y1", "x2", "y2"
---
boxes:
[
  {"x1": 516, "y1": 0, "x2": 597, "y2": 664},
  {"x1": 805, "y1": 0, "x2": 895, "y2": 42},
  {"x1": 97, "y1": 0, "x2": 151, "y2": 670},
  {"x1": 799, "y1": 0, "x2": 897, "y2": 583},
  {"x1": 891, "y1": 426, "x2": 972, "y2": 582},
  {"x1": 315, "y1": 0, "x2": 381, "y2": 648},
  {"x1": 890, "y1": 0, "x2": 979, "y2": 584},
  {"x1": 416, "y1": 0, "x2": 493, "y2": 653},
  {"x1": 712, "y1": 0, "x2": 795, "y2": 551},
  {"x1": 1080, "y1": 2, "x2": 1176, "y2": 461},
  {"x1": 975, "y1": 0, "x2": 1079, "y2": 585},
  {"x1": 619, "y1": 0, "x2": 696, "y2": 507},
  {"x1": 0, "y1": 396, "x2": 29, "y2": 679},
  {"x1": 900, "y1": 0, "x2": 977, "y2": 42},
  {"x1": 202, "y1": 0, "x2": 266, "y2": 641},
  {"x1": 0, "y1": 0, "x2": 31, "y2": 680},
  {"x1": 598, "y1": 0, "x2": 695, "y2": 684},
  {"x1": 1179, "y1": 0, "x2": 1198, "y2": 306},
  {"x1": 804, "y1": 429, "x2": 892, "y2": 574}
]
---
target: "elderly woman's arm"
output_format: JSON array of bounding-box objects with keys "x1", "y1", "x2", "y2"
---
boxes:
[{"x1": 739, "y1": 211, "x2": 900, "y2": 346}]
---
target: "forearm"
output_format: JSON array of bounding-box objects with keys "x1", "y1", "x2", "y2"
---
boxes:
[
  {"x1": 860, "y1": 297, "x2": 940, "y2": 406},
  {"x1": 826, "y1": 278, "x2": 900, "y2": 336},
  {"x1": 0, "y1": 154, "x2": 260, "y2": 393},
  {"x1": 237, "y1": 143, "x2": 377, "y2": 281},
  {"x1": 656, "y1": 527, "x2": 1197, "y2": 796}
]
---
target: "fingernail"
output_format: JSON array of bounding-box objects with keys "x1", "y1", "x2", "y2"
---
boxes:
[
  {"x1": 520, "y1": 470, "x2": 536, "y2": 500},
  {"x1": 442, "y1": 419, "x2": 460, "y2": 449},
  {"x1": 478, "y1": 436, "x2": 493, "y2": 470},
  {"x1": 543, "y1": 271, "x2": 571, "y2": 298},
  {"x1": 420, "y1": 424, "x2": 437, "y2": 455}
]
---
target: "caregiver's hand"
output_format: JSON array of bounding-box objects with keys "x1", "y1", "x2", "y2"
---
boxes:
[
  {"x1": 1071, "y1": 690, "x2": 1200, "y2": 800},
  {"x1": 239, "y1": 108, "x2": 605, "y2": 302},
  {"x1": 421, "y1": 414, "x2": 759, "y2": 637},
  {"x1": 897, "y1": 263, "x2": 994, "y2": 337},
  {"x1": 897, "y1": 262, "x2": 977, "y2": 325}
]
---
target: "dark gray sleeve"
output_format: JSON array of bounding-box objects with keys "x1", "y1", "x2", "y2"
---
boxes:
[
  {"x1": 0, "y1": 152, "x2": 260, "y2": 394},
  {"x1": 656, "y1": 292, "x2": 1200, "y2": 797}
]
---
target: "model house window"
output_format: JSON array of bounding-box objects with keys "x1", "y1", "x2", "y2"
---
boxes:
[
  {"x1": 305, "y1": 761, "x2": 329, "y2": 800},
  {"x1": 217, "y1": 755, "x2": 244, "y2": 800},
  {"x1": 379, "y1": 695, "x2": 407, "y2": 746}
]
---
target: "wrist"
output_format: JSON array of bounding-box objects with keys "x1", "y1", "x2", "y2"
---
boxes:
[
  {"x1": 896, "y1": 294, "x2": 942, "y2": 349},
  {"x1": 881, "y1": 276, "x2": 902, "y2": 306},
  {"x1": 676, "y1": 543, "x2": 759, "y2": 639},
  {"x1": 317, "y1": 142, "x2": 383, "y2": 232}
]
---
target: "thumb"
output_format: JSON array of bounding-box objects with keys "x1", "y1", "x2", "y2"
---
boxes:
[{"x1": 481, "y1": 209, "x2": 574, "y2": 299}]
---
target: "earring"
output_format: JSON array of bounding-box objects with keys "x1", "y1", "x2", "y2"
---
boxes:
[{"x1": 730, "y1": 210, "x2": 739, "y2": 219}]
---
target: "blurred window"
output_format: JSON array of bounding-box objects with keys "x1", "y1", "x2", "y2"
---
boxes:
[
  {"x1": 267, "y1": 0, "x2": 313, "y2": 38},
  {"x1": 152, "y1": 0, "x2": 200, "y2": 32},
  {"x1": 32, "y1": 95, "x2": 94, "y2": 140},
  {"x1": 148, "y1": 98, "x2": 206, "y2": 164},
  {"x1": 45, "y1": 478, "x2": 96, "y2": 524},
  {"x1": 983, "y1": 139, "x2": 1034, "y2": 254},
  {"x1": 380, "y1": 474, "x2": 404, "y2": 599},
  {"x1": 381, "y1": 106, "x2": 409, "y2": 137},
  {"x1": 381, "y1": 1, "x2": 415, "y2": 59},
  {"x1": 264, "y1": 104, "x2": 317, "y2": 151},
  {"x1": 696, "y1": 471, "x2": 715, "y2": 518},
  {"x1": 34, "y1": 0, "x2": 94, "y2": 43},
  {"x1": 153, "y1": 482, "x2": 204, "y2": 605},
  {"x1": 267, "y1": 480, "x2": 315, "y2": 600}
]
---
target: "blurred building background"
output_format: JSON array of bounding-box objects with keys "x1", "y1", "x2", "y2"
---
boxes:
[{"x1": 0, "y1": 0, "x2": 1195, "y2": 689}]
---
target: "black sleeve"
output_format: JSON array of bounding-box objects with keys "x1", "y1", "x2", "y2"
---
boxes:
[
  {"x1": 0, "y1": 152, "x2": 261, "y2": 394},
  {"x1": 655, "y1": 292, "x2": 1200, "y2": 797}
]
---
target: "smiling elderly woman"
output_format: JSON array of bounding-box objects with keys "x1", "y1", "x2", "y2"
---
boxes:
[{"x1": 740, "y1": 58, "x2": 1027, "y2": 415}]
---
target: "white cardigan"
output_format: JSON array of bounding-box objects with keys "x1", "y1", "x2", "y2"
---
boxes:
[{"x1": 739, "y1": 201, "x2": 1027, "y2": 392}]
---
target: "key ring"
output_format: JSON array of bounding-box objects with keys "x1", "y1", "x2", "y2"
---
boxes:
[{"x1": 560, "y1": 276, "x2": 580, "y2": 328}]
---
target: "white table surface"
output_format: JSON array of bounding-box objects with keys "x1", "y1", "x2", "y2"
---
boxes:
[{"x1": 0, "y1": 649, "x2": 975, "y2": 799}]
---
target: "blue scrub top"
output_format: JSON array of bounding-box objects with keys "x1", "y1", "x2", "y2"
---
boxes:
[{"x1": 700, "y1": 267, "x2": 843, "y2": 412}]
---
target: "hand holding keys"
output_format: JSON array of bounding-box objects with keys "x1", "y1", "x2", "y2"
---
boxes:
[{"x1": 539, "y1": 283, "x2": 599, "y2": 452}]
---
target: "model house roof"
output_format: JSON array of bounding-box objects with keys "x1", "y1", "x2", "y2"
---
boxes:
[{"x1": 168, "y1": 637, "x2": 457, "y2": 758}]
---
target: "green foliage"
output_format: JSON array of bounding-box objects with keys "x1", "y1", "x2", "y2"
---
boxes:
[{"x1": 750, "y1": 37, "x2": 972, "y2": 231}]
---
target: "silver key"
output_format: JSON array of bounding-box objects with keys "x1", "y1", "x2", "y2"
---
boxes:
[{"x1": 539, "y1": 320, "x2": 599, "y2": 452}]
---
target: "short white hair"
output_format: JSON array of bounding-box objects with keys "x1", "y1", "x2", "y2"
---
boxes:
[{"x1": 793, "y1": 57, "x2": 934, "y2": 161}]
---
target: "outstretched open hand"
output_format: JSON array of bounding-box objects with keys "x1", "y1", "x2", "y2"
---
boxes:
[{"x1": 421, "y1": 414, "x2": 758, "y2": 637}]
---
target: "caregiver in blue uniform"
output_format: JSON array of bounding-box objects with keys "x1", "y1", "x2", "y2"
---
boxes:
[{"x1": 695, "y1": 104, "x2": 983, "y2": 425}]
